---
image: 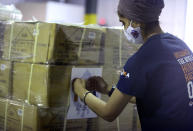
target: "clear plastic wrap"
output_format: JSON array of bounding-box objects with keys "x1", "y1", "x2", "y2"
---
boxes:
[
  {"x1": 0, "y1": 22, "x2": 105, "y2": 65},
  {"x1": 0, "y1": 4, "x2": 22, "y2": 21},
  {"x1": 0, "y1": 60, "x2": 71, "y2": 108},
  {"x1": 0, "y1": 98, "x2": 68, "y2": 131},
  {"x1": 103, "y1": 27, "x2": 140, "y2": 86},
  {"x1": 66, "y1": 104, "x2": 141, "y2": 131},
  {"x1": 0, "y1": 21, "x2": 142, "y2": 130},
  {"x1": 66, "y1": 27, "x2": 141, "y2": 131}
]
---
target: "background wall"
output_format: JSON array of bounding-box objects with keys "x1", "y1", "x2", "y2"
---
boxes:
[
  {"x1": 15, "y1": 2, "x2": 47, "y2": 21},
  {"x1": 160, "y1": 0, "x2": 187, "y2": 40},
  {"x1": 97, "y1": 0, "x2": 121, "y2": 26},
  {"x1": 0, "y1": 0, "x2": 191, "y2": 48},
  {"x1": 97, "y1": 0, "x2": 187, "y2": 41},
  {"x1": 15, "y1": 1, "x2": 85, "y2": 23},
  {"x1": 185, "y1": 0, "x2": 193, "y2": 50}
]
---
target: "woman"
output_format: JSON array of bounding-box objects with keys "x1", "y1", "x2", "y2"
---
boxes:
[{"x1": 73, "y1": 0, "x2": 193, "y2": 130}]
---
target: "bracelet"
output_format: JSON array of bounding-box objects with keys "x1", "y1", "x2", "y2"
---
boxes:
[
  {"x1": 83, "y1": 91, "x2": 92, "y2": 105},
  {"x1": 108, "y1": 85, "x2": 116, "y2": 97}
]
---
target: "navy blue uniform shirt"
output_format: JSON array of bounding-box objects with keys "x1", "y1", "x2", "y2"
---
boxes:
[{"x1": 117, "y1": 33, "x2": 193, "y2": 131}]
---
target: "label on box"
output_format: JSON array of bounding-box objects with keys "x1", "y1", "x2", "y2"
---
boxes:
[
  {"x1": 17, "y1": 109, "x2": 23, "y2": 116},
  {"x1": 0, "y1": 64, "x2": 6, "y2": 71},
  {"x1": 67, "y1": 68, "x2": 102, "y2": 119},
  {"x1": 11, "y1": 23, "x2": 36, "y2": 60},
  {"x1": 79, "y1": 31, "x2": 105, "y2": 65}
]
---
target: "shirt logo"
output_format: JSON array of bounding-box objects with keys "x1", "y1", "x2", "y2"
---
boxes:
[{"x1": 121, "y1": 70, "x2": 130, "y2": 78}]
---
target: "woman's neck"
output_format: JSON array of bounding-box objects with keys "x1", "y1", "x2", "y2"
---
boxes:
[{"x1": 143, "y1": 26, "x2": 164, "y2": 42}]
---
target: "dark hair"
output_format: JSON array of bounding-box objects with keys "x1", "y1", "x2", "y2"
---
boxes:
[{"x1": 118, "y1": 10, "x2": 126, "y2": 19}]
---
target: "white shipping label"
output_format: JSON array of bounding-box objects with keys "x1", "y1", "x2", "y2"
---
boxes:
[
  {"x1": 17, "y1": 109, "x2": 23, "y2": 116},
  {"x1": 0, "y1": 64, "x2": 6, "y2": 71},
  {"x1": 88, "y1": 32, "x2": 96, "y2": 39},
  {"x1": 67, "y1": 68, "x2": 102, "y2": 119}
]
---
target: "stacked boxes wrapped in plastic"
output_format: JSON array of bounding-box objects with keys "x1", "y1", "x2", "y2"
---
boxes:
[
  {"x1": 66, "y1": 27, "x2": 141, "y2": 131},
  {"x1": 0, "y1": 21, "x2": 105, "y2": 131},
  {"x1": 0, "y1": 99, "x2": 67, "y2": 131},
  {"x1": 0, "y1": 21, "x2": 141, "y2": 131}
]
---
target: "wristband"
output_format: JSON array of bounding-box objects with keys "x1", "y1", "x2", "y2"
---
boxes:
[
  {"x1": 83, "y1": 91, "x2": 92, "y2": 105},
  {"x1": 108, "y1": 85, "x2": 116, "y2": 97}
]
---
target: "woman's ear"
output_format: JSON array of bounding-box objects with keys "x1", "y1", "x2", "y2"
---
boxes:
[{"x1": 131, "y1": 21, "x2": 141, "y2": 28}]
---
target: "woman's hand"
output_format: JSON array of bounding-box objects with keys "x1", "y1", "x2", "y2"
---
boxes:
[
  {"x1": 86, "y1": 76, "x2": 109, "y2": 95},
  {"x1": 72, "y1": 78, "x2": 87, "y2": 100}
]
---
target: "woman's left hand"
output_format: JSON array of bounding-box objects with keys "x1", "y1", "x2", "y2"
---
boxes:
[{"x1": 72, "y1": 78, "x2": 87, "y2": 99}]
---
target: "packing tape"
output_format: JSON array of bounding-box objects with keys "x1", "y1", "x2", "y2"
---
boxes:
[
  {"x1": 77, "y1": 27, "x2": 86, "y2": 58},
  {"x1": 27, "y1": 64, "x2": 34, "y2": 103},
  {"x1": 8, "y1": 22, "x2": 14, "y2": 59},
  {"x1": 20, "y1": 104, "x2": 25, "y2": 131},
  {"x1": 25, "y1": 23, "x2": 40, "y2": 104},
  {"x1": 119, "y1": 30, "x2": 123, "y2": 67},
  {"x1": 4, "y1": 99, "x2": 8, "y2": 131},
  {"x1": 132, "y1": 104, "x2": 138, "y2": 131},
  {"x1": 117, "y1": 117, "x2": 120, "y2": 131},
  {"x1": 33, "y1": 23, "x2": 40, "y2": 63}
]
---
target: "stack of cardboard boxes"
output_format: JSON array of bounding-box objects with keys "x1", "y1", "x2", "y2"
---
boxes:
[
  {"x1": 0, "y1": 21, "x2": 141, "y2": 131},
  {"x1": 66, "y1": 27, "x2": 142, "y2": 131},
  {"x1": 0, "y1": 98, "x2": 67, "y2": 131},
  {"x1": 0, "y1": 21, "x2": 106, "y2": 131}
]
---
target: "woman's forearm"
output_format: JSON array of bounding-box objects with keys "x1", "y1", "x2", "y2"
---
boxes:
[
  {"x1": 73, "y1": 79, "x2": 132, "y2": 122},
  {"x1": 84, "y1": 93, "x2": 115, "y2": 122},
  {"x1": 75, "y1": 86, "x2": 114, "y2": 121}
]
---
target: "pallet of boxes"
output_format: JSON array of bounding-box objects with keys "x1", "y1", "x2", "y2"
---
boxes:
[
  {"x1": 98, "y1": 27, "x2": 142, "y2": 131},
  {"x1": 0, "y1": 21, "x2": 141, "y2": 131},
  {"x1": 65, "y1": 26, "x2": 142, "y2": 131},
  {"x1": 0, "y1": 21, "x2": 104, "y2": 131}
]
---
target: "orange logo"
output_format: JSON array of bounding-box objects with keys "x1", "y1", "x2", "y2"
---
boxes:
[{"x1": 121, "y1": 70, "x2": 130, "y2": 78}]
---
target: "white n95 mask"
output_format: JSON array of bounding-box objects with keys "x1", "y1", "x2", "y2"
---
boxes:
[{"x1": 124, "y1": 21, "x2": 144, "y2": 44}]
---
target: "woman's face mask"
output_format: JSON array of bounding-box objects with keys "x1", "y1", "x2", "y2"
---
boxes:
[{"x1": 124, "y1": 21, "x2": 144, "y2": 44}]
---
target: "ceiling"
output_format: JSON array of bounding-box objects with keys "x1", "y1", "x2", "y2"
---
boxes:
[{"x1": 0, "y1": 0, "x2": 84, "y2": 5}]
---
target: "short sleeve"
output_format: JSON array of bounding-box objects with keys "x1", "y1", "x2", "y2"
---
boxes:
[{"x1": 117, "y1": 61, "x2": 147, "y2": 98}]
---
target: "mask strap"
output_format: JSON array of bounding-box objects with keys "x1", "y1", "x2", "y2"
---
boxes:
[{"x1": 129, "y1": 20, "x2": 133, "y2": 27}]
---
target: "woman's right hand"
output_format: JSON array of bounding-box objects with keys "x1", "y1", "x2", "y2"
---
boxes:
[{"x1": 86, "y1": 76, "x2": 109, "y2": 95}]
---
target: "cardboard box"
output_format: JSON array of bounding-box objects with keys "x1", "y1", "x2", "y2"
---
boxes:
[
  {"x1": 1, "y1": 22, "x2": 105, "y2": 65},
  {"x1": 119, "y1": 103, "x2": 141, "y2": 131},
  {"x1": 103, "y1": 28, "x2": 140, "y2": 86},
  {"x1": 66, "y1": 118, "x2": 99, "y2": 131},
  {"x1": 97, "y1": 95, "x2": 141, "y2": 131},
  {"x1": 66, "y1": 119, "x2": 89, "y2": 131},
  {"x1": 66, "y1": 100, "x2": 141, "y2": 131},
  {"x1": 0, "y1": 22, "x2": 6, "y2": 58},
  {"x1": 77, "y1": 27, "x2": 105, "y2": 65},
  {"x1": 0, "y1": 60, "x2": 12, "y2": 98},
  {"x1": 0, "y1": 98, "x2": 68, "y2": 131},
  {"x1": 0, "y1": 22, "x2": 11, "y2": 60},
  {"x1": 12, "y1": 62, "x2": 71, "y2": 107},
  {"x1": 0, "y1": 98, "x2": 6, "y2": 130}
]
